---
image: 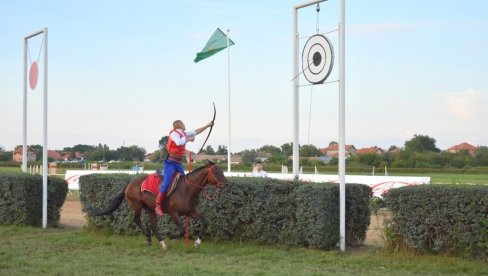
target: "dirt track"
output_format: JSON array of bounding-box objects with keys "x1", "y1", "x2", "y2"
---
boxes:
[{"x1": 59, "y1": 200, "x2": 385, "y2": 247}]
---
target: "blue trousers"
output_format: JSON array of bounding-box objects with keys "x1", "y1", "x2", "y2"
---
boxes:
[{"x1": 160, "y1": 159, "x2": 185, "y2": 193}]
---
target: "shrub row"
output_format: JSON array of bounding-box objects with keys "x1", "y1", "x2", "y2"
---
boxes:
[
  {"x1": 79, "y1": 174, "x2": 372, "y2": 249},
  {"x1": 0, "y1": 172, "x2": 68, "y2": 226},
  {"x1": 384, "y1": 184, "x2": 488, "y2": 260}
]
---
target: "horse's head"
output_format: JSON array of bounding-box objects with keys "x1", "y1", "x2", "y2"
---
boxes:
[{"x1": 204, "y1": 160, "x2": 229, "y2": 190}]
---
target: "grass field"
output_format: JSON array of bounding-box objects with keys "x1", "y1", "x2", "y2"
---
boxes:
[{"x1": 0, "y1": 225, "x2": 486, "y2": 275}]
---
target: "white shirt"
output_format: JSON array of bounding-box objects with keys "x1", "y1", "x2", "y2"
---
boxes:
[
  {"x1": 170, "y1": 128, "x2": 197, "y2": 146},
  {"x1": 253, "y1": 170, "x2": 267, "y2": 178}
]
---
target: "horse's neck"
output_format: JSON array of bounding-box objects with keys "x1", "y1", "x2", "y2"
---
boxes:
[{"x1": 185, "y1": 168, "x2": 208, "y2": 193}]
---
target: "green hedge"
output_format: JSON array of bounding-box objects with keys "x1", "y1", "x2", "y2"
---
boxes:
[
  {"x1": 0, "y1": 172, "x2": 68, "y2": 226},
  {"x1": 80, "y1": 174, "x2": 371, "y2": 249},
  {"x1": 384, "y1": 185, "x2": 488, "y2": 259}
]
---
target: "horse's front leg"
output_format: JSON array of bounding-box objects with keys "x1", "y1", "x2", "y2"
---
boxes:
[
  {"x1": 189, "y1": 210, "x2": 208, "y2": 247},
  {"x1": 168, "y1": 212, "x2": 185, "y2": 239}
]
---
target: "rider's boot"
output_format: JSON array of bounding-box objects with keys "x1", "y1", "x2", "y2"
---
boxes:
[{"x1": 155, "y1": 192, "x2": 166, "y2": 217}]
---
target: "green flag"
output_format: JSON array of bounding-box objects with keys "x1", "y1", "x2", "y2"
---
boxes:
[{"x1": 194, "y1": 28, "x2": 235, "y2": 63}]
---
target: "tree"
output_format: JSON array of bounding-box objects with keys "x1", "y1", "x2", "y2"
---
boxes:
[
  {"x1": 202, "y1": 145, "x2": 215, "y2": 155},
  {"x1": 388, "y1": 145, "x2": 400, "y2": 152},
  {"x1": 259, "y1": 145, "x2": 282, "y2": 156},
  {"x1": 471, "y1": 146, "x2": 488, "y2": 166},
  {"x1": 328, "y1": 141, "x2": 338, "y2": 146},
  {"x1": 281, "y1": 143, "x2": 293, "y2": 157},
  {"x1": 0, "y1": 150, "x2": 10, "y2": 161},
  {"x1": 404, "y1": 134, "x2": 440, "y2": 153},
  {"x1": 115, "y1": 145, "x2": 146, "y2": 162},
  {"x1": 216, "y1": 145, "x2": 228, "y2": 155},
  {"x1": 300, "y1": 144, "x2": 320, "y2": 157},
  {"x1": 62, "y1": 144, "x2": 96, "y2": 153},
  {"x1": 358, "y1": 153, "x2": 382, "y2": 167},
  {"x1": 158, "y1": 136, "x2": 169, "y2": 158},
  {"x1": 241, "y1": 149, "x2": 257, "y2": 165}
]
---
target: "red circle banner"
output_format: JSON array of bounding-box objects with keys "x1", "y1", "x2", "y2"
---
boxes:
[{"x1": 29, "y1": 62, "x2": 39, "y2": 90}]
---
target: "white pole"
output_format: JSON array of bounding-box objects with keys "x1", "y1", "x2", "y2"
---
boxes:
[
  {"x1": 292, "y1": 7, "x2": 299, "y2": 178},
  {"x1": 22, "y1": 38, "x2": 28, "y2": 172},
  {"x1": 339, "y1": 0, "x2": 346, "y2": 252},
  {"x1": 292, "y1": 0, "x2": 326, "y2": 178},
  {"x1": 42, "y1": 28, "x2": 48, "y2": 229},
  {"x1": 227, "y1": 29, "x2": 231, "y2": 173}
]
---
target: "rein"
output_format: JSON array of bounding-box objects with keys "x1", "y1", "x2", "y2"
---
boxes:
[{"x1": 184, "y1": 165, "x2": 222, "y2": 201}]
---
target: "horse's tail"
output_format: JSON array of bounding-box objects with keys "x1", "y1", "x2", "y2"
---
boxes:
[{"x1": 87, "y1": 185, "x2": 128, "y2": 216}]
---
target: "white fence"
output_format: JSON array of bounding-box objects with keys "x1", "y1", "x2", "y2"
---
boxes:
[{"x1": 65, "y1": 170, "x2": 430, "y2": 198}]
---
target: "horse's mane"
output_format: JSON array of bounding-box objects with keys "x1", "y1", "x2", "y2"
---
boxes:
[{"x1": 186, "y1": 161, "x2": 215, "y2": 176}]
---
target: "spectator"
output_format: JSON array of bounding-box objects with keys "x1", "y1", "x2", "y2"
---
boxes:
[{"x1": 253, "y1": 160, "x2": 267, "y2": 177}]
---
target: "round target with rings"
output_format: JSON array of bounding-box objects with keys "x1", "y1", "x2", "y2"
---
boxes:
[{"x1": 302, "y1": 34, "x2": 334, "y2": 84}]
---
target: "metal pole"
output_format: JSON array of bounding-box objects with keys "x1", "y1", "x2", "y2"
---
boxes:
[
  {"x1": 227, "y1": 29, "x2": 231, "y2": 173},
  {"x1": 42, "y1": 28, "x2": 48, "y2": 229},
  {"x1": 292, "y1": 8, "x2": 299, "y2": 178},
  {"x1": 22, "y1": 38, "x2": 28, "y2": 172},
  {"x1": 292, "y1": 0, "x2": 326, "y2": 178},
  {"x1": 339, "y1": 0, "x2": 346, "y2": 252}
]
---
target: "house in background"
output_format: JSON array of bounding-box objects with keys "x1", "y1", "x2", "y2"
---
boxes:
[
  {"x1": 447, "y1": 142, "x2": 478, "y2": 156},
  {"x1": 192, "y1": 153, "x2": 242, "y2": 164},
  {"x1": 356, "y1": 146, "x2": 384, "y2": 155},
  {"x1": 48, "y1": 150, "x2": 63, "y2": 161},
  {"x1": 12, "y1": 146, "x2": 37, "y2": 162},
  {"x1": 144, "y1": 153, "x2": 154, "y2": 162},
  {"x1": 320, "y1": 144, "x2": 357, "y2": 158}
]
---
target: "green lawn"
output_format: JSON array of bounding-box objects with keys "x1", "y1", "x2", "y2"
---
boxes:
[{"x1": 0, "y1": 225, "x2": 486, "y2": 275}]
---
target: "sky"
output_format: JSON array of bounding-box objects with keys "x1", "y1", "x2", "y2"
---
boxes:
[{"x1": 0, "y1": 0, "x2": 487, "y2": 154}]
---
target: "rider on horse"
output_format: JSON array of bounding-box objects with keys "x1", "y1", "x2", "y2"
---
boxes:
[{"x1": 155, "y1": 119, "x2": 214, "y2": 217}]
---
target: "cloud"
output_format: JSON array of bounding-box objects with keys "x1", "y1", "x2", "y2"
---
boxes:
[{"x1": 439, "y1": 89, "x2": 481, "y2": 120}]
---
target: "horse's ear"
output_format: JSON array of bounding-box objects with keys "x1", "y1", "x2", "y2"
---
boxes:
[{"x1": 205, "y1": 159, "x2": 215, "y2": 166}]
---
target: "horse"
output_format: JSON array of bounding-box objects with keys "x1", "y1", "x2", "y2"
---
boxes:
[{"x1": 87, "y1": 160, "x2": 228, "y2": 250}]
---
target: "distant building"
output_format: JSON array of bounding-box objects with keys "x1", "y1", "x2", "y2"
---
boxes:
[
  {"x1": 256, "y1": 152, "x2": 272, "y2": 162},
  {"x1": 61, "y1": 152, "x2": 72, "y2": 161},
  {"x1": 144, "y1": 153, "x2": 154, "y2": 162},
  {"x1": 47, "y1": 150, "x2": 63, "y2": 161},
  {"x1": 12, "y1": 146, "x2": 37, "y2": 162},
  {"x1": 356, "y1": 146, "x2": 384, "y2": 155},
  {"x1": 193, "y1": 153, "x2": 242, "y2": 164},
  {"x1": 447, "y1": 142, "x2": 478, "y2": 156},
  {"x1": 74, "y1": 151, "x2": 84, "y2": 161},
  {"x1": 320, "y1": 144, "x2": 357, "y2": 158}
]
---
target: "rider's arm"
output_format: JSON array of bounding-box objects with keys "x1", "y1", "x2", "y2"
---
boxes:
[{"x1": 171, "y1": 130, "x2": 187, "y2": 146}]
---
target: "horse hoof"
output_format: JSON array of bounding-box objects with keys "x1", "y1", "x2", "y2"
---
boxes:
[
  {"x1": 194, "y1": 238, "x2": 201, "y2": 248},
  {"x1": 160, "y1": 240, "x2": 168, "y2": 251}
]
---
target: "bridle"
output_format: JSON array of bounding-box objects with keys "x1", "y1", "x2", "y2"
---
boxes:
[{"x1": 184, "y1": 164, "x2": 224, "y2": 201}]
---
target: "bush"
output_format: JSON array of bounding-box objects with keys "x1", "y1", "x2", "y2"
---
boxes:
[
  {"x1": 384, "y1": 185, "x2": 488, "y2": 259},
  {"x1": 0, "y1": 172, "x2": 68, "y2": 226},
  {"x1": 80, "y1": 174, "x2": 372, "y2": 249}
]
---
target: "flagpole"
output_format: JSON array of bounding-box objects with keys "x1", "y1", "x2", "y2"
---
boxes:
[{"x1": 227, "y1": 29, "x2": 231, "y2": 173}]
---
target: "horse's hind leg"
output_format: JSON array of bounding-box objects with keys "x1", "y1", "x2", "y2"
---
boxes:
[
  {"x1": 146, "y1": 208, "x2": 167, "y2": 250},
  {"x1": 131, "y1": 203, "x2": 152, "y2": 246},
  {"x1": 189, "y1": 210, "x2": 208, "y2": 247}
]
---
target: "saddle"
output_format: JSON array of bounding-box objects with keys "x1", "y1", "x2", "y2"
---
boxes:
[{"x1": 141, "y1": 172, "x2": 181, "y2": 197}]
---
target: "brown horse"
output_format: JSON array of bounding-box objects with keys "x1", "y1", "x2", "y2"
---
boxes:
[{"x1": 87, "y1": 160, "x2": 228, "y2": 249}]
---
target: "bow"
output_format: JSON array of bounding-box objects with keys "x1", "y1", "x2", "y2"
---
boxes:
[{"x1": 198, "y1": 102, "x2": 216, "y2": 154}]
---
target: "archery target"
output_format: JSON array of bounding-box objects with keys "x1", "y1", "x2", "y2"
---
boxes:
[{"x1": 302, "y1": 34, "x2": 334, "y2": 84}]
